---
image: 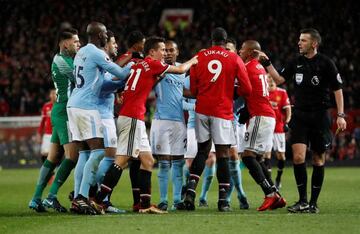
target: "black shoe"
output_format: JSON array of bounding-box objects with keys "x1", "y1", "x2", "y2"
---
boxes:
[
  {"x1": 309, "y1": 203, "x2": 320, "y2": 214},
  {"x1": 29, "y1": 199, "x2": 47, "y2": 212},
  {"x1": 184, "y1": 192, "x2": 195, "y2": 211},
  {"x1": 170, "y1": 202, "x2": 186, "y2": 211},
  {"x1": 287, "y1": 201, "x2": 309, "y2": 213},
  {"x1": 42, "y1": 197, "x2": 67, "y2": 213},
  {"x1": 157, "y1": 202, "x2": 168, "y2": 211},
  {"x1": 198, "y1": 199, "x2": 208, "y2": 207},
  {"x1": 72, "y1": 195, "x2": 97, "y2": 215},
  {"x1": 181, "y1": 185, "x2": 187, "y2": 200},
  {"x1": 218, "y1": 200, "x2": 231, "y2": 212},
  {"x1": 239, "y1": 196, "x2": 249, "y2": 210}
]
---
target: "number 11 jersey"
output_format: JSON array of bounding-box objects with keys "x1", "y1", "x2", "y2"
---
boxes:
[{"x1": 119, "y1": 56, "x2": 169, "y2": 120}]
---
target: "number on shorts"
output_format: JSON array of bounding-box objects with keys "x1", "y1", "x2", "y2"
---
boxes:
[
  {"x1": 244, "y1": 132, "x2": 250, "y2": 142},
  {"x1": 259, "y1": 74, "x2": 269, "y2": 97},
  {"x1": 208, "y1": 60, "x2": 222, "y2": 82},
  {"x1": 124, "y1": 68, "x2": 142, "y2": 91}
]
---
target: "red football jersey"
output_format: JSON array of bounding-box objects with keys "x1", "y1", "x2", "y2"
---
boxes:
[
  {"x1": 116, "y1": 51, "x2": 142, "y2": 66},
  {"x1": 38, "y1": 101, "x2": 53, "y2": 135},
  {"x1": 245, "y1": 59, "x2": 275, "y2": 118},
  {"x1": 190, "y1": 46, "x2": 251, "y2": 120},
  {"x1": 269, "y1": 87, "x2": 291, "y2": 133},
  {"x1": 119, "y1": 56, "x2": 169, "y2": 120}
]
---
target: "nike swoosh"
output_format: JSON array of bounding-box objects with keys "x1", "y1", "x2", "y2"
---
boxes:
[{"x1": 297, "y1": 65, "x2": 303, "y2": 68}]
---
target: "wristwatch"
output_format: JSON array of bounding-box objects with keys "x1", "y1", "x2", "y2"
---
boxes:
[{"x1": 337, "y1": 113, "x2": 346, "y2": 118}]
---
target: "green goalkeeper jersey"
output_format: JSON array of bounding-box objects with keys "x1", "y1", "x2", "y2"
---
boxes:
[{"x1": 51, "y1": 53, "x2": 75, "y2": 103}]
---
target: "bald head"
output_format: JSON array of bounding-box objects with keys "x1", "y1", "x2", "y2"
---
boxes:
[
  {"x1": 86, "y1": 22, "x2": 108, "y2": 47},
  {"x1": 243, "y1": 40, "x2": 261, "y2": 51},
  {"x1": 87, "y1": 22, "x2": 106, "y2": 36},
  {"x1": 239, "y1": 40, "x2": 262, "y2": 62}
]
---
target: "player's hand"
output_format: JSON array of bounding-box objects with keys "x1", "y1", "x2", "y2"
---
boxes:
[
  {"x1": 254, "y1": 50, "x2": 269, "y2": 60},
  {"x1": 336, "y1": 116, "x2": 347, "y2": 132},
  {"x1": 190, "y1": 55, "x2": 198, "y2": 65},
  {"x1": 283, "y1": 123, "x2": 289, "y2": 132}
]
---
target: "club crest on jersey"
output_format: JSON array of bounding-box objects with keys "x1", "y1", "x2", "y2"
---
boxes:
[
  {"x1": 337, "y1": 73, "x2": 343, "y2": 84},
  {"x1": 295, "y1": 73, "x2": 303, "y2": 85},
  {"x1": 311, "y1": 76, "x2": 320, "y2": 86},
  {"x1": 105, "y1": 56, "x2": 111, "y2": 62}
]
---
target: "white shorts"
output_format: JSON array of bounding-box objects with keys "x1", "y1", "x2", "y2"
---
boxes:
[
  {"x1": 272, "y1": 133, "x2": 286, "y2": 153},
  {"x1": 150, "y1": 119, "x2": 187, "y2": 156},
  {"x1": 185, "y1": 128, "x2": 197, "y2": 159},
  {"x1": 195, "y1": 113, "x2": 236, "y2": 145},
  {"x1": 40, "y1": 134, "x2": 51, "y2": 155},
  {"x1": 234, "y1": 123, "x2": 246, "y2": 153},
  {"x1": 102, "y1": 118, "x2": 117, "y2": 148},
  {"x1": 67, "y1": 107, "x2": 104, "y2": 141},
  {"x1": 116, "y1": 116, "x2": 151, "y2": 158},
  {"x1": 244, "y1": 116, "x2": 275, "y2": 155}
]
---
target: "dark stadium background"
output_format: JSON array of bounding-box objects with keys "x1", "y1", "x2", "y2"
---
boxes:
[{"x1": 0, "y1": 0, "x2": 359, "y2": 167}]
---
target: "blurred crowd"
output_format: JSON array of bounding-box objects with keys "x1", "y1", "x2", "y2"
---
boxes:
[{"x1": 0, "y1": 0, "x2": 359, "y2": 161}]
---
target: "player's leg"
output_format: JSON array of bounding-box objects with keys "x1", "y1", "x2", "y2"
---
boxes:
[
  {"x1": 73, "y1": 142, "x2": 90, "y2": 199},
  {"x1": 42, "y1": 106, "x2": 78, "y2": 212},
  {"x1": 287, "y1": 110, "x2": 310, "y2": 213},
  {"x1": 167, "y1": 121, "x2": 186, "y2": 210},
  {"x1": 129, "y1": 159, "x2": 141, "y2": 211},
  {"x1": 307, "y1": 112, "x2": 331, "y2": 213},
  {"x1": 29, "y1": 138, "x2": 62, "y2": 212},
  {"x1": 199, "y1": 151, "x2": 216, "y2": 207},
  {"x1": 184, "y1": 114, "x2": 212, "y2": 211},
  {"x1": 228, "y1": 146, "x2": 249, "y2": 209},
  {"x1": 274, "y1": 133, "x2": 286, "y2": 190},
  {"x1": 43, "y1": 141, "x2": 77, "y2": 212},
  {"x1": 150, "y1": 119, "x2": 171, "y2": 210},
  {"x1": 242, "y1": 116, "x2": 284, "y2": 211},
  {"x1": 182, "y1": 128, "x2": 197, "y2": 198},
  {"x1": 211, "y1": 116, "x2": 236, "y2": 212}
]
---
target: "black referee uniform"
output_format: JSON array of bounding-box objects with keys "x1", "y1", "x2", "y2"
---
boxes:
[{"x1": 281, "y1": 53, "x2": 342, "y2": 152}]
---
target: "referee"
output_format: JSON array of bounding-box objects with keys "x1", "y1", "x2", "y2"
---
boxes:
[{"x1": 257, "y1": 28, "x2": 347, "y2": 213}]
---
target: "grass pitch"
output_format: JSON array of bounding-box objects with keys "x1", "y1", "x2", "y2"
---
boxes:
[{"x1": 0, "y1": 167, "x2": 359, "y2": 234}]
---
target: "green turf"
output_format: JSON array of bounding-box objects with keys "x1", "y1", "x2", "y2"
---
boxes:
[{"x1": 0, "y1": 167, "x2": 359, "y2": 234}]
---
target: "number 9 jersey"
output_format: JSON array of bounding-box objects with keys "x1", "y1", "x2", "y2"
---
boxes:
[{"x1": 189, "y1": 45, "x2": 251, "y2": 120}]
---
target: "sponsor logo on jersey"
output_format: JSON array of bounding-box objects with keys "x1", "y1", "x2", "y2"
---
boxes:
[{"x1": 295, "y1": 73, "x2": 303, "y2": 85}]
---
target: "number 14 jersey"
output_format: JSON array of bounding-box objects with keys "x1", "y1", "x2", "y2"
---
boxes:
[{"x1": 119, "y1": 56, "x2": 169, "y2": 120}]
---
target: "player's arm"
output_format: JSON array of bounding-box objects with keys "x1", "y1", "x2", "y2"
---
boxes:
[
  {"x1": 334, "y1": 89, "x2": 346, "y2": 131},
  {"x1": 36, "y1": 105, "x2": 46, "y2": 143},
  {"x1": 284, "y1": 106, "x2": 292, "y2": 124},
  {"x1": 165, "y1": 56, "x2": 198, "y2": 74},
  {"x1": 235, "y1": 57, "x2": 252, "y2": 97},
  {"x1": 255, "y1": 50, "x2": 286, "y2": 85},
  {"x1": 327, "y1": 58, "x2": 346, "y2": 131},
  {"x1": 100, "y1": 75, "x2": 127, "y2": 95},
  {"x1": 183, "y1": 98, "x2": 195, "y2": 111},
  {"x1": 94, "y1": 50, "x2": 131, "y2": 79},
  {"x1": 183, "y1": 87, "x2": 196, "y2": 98}
]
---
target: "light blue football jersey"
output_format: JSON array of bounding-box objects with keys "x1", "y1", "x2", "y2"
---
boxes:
[
  {"x1": 153, "y1": 62, "x2": 186, "y2": 122},
  {"x1": 183, "y1": 76, "x2": 196, "y2": 129},
  {"x1": 67, "y1": 43, "x2": 130, "y2": 110}
]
